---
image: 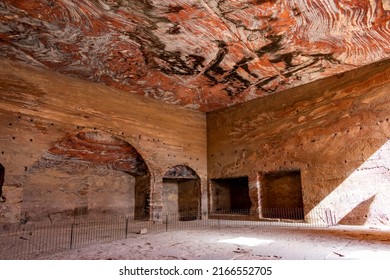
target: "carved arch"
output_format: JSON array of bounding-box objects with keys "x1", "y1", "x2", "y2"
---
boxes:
[
  {"x1": 25, "y1": 129, "x2": 151, "y2": 221},
  {"x1": 163, "y1": 165, "x2": 201, "y2": 220}
]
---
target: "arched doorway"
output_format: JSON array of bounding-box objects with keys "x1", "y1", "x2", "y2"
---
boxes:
[
  {"x1": 162, "y1": 165, "x2": 200, "y2": 221},
  {"x1": 23, "y1": 130, "x2": 151, "y2": 221}
]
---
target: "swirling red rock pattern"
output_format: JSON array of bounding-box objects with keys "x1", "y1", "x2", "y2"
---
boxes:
[
  {"x1": 46, "y1": 130, "x2": 149, "y2": 176},
  {"x1": 0, "y1": 0, "x2": 389, "y2": 111}
]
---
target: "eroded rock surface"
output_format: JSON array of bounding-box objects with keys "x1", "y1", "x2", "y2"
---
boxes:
[{"x1": 46, "y1": 130, "x2": 149, "y2": 176}]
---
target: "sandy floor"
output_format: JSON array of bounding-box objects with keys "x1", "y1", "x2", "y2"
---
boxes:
[{"x1": 34, "y1": 225, "x2": 390, "y2": 260}]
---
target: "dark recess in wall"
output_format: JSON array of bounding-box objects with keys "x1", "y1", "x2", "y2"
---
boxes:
[
  {"x1": 211, "y1": 176, "x2": 251, "y2": 213},
  {"x1": 260, "y1": 170, "x2": 304, "y2": 220}
]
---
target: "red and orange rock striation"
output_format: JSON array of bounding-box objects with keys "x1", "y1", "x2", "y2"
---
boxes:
[
  {"x1": 0, "y1": 0, "x2": 389, "y2": 111},
  {"x1": 46, "y1": 130, "x2": 149, "y2": 176}
]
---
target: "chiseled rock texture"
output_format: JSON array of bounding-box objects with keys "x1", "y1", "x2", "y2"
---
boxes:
[
  {"x1": 0, "y1": 185, "x2": 22, "y2": 223},
  {"x1": 0, "y1": 0, "x2": 389, "y2": 111},
  {"x1": 47, "y1": 130, "x2": 149, "y2": 176}
]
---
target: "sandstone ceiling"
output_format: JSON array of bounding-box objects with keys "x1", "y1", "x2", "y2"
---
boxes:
[{"x1": 0, "y1": 0, "x2": 389, "y2": 112}]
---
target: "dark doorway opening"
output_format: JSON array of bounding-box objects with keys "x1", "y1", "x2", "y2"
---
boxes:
[
  {"x1": 260, "y1": 170, "x2": 304, "y2": 220},
  {"x1": 163, "y1": 165, "x2": 200, "y2": 221},
  {"x1": 211, "y1": 176, "x2": 251, "y2": 214}
]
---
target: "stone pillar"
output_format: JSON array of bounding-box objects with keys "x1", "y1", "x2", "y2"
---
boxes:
[
  {"x1": 150, "y1": 172, "x2": 164, "y2": 221},
  {"x1": 248, "y1": 173, "x2": 260, "y2": 217}
]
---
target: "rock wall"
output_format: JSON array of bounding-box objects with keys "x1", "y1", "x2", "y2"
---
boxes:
[
  {"x1": 207, "y1": 58, "x2": 390, "y2": 226},
  {"x1": 22, "y1": 162, "x2": 138, "y2": 222},
  {"x1": 0, "y1": 185, "x2": 22, "y2": 224},
  {"x1": 0, "y1": 59, "x2": 207, "y2": 223}
]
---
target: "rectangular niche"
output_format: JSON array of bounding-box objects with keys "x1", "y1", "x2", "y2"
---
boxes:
[
  {"x1": 162, "y1": 178, "x2": 200, "y2": 221},
  {"x1": 210, "y1": 176, "x2": 251, "y2": 214},
  {"x1": 260, "y1": 170, "x2": 304, "y2": 220}
]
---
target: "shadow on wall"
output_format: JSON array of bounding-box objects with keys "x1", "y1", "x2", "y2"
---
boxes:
[
  {"x1": 309, "y1": 140, "x2": 390, "y2": 225},
  {"x1": 20, "y1": 129, "x2": 151, "y2": 223},
  {"x1": 338, "y1": 195, "x2": 376, "y2": 226}
]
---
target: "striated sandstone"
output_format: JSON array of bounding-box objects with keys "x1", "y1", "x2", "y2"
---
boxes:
[{"x1": 0, "y1": 0, "x2": 389, "y2": 111}]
